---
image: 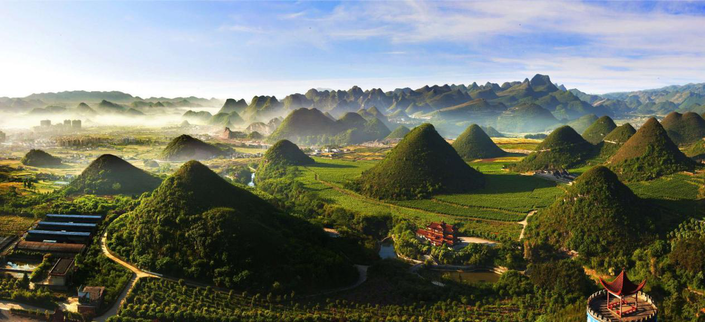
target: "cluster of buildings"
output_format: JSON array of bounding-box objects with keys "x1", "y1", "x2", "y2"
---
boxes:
[
  {"x1": 34, "y1": 119, "x2": 82, "y2": 133},
  {"x1": 7, "y1": 214, "x2": 106, "y2": 316},
  {"x1": 416, "y1": 222, "x2": 459, "y2": 247}
]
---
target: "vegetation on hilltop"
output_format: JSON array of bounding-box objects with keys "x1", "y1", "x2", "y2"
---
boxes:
[
  {"x1": 161, "y1": 134, "x2": 223, "y2": 161},
  {"x1": 685, "y1": 139, "x2": 705, "y2": 161},
  {"x1": 452, "y1": 124, "x2": 506, "y2": 160},
  {"x1": 526, "y1": 166, "x2": 653, "y2": 259},
  {"x1": 209, "y1": 111, "x2": 245, "y2": 128},
  {"x1": 65, "y1": 154, "x2": 161, "y2": 195},
  {"x1": 108, "y1": 161, "x2": 357, "y2": 292},
  {"x1": 513, "y1": 126, "x2": 595, "y2": 171},
  {"x1": 609, "y1": 117, "x2": 696, "y2": 181},
  {"x1": 385, "y1": 125, "x2": 411, "y2": 139},
  {"x1": 660, "y1": 111, "x2": 705, "y2": 146},
  {"x1": 257, "y1": 140, "x2": 314, "y2": 182},
  {"x1": 598, "y1": 123, "x2": 636, "y2": 158},
  {"x1": 582, "y1": 115, "x2": 617, "y2": 144},
  {"x1": 20, "y1": 149, "x2": 62, "y2": 167},
  {"x1": 353, "y1": 123, "x2": 484, "y2": 200},
  {"x1": 566, "y1": 114, "x2": 598, "y2": 134}
]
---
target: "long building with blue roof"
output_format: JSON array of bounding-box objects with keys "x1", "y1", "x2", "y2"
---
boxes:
[
  {"x1": 26, "y1": 229, "x2": 92, "y2": 243},
  {"x1": 36, "y1": 221, "x2": 97, "y2": 232},
  {"x1": 45, "y1": 214, "x2": 102, "y2": 223}
]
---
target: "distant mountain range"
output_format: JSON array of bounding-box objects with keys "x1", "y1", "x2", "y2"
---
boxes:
[{"x1": 2, "y1": 77, "x2": 704, "y2": 131}]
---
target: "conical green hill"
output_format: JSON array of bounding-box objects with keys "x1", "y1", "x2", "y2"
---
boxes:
[
  {"x1": 386, "y1": 125, "x2": 411, "y2": 139},
  {"x1": 599, "y1": 123, "x2": 637, "y2": 158},
  {"x1": 161, "y1": 135, "x2": 223, "y2": 161},
  {"x1": 609, "y1": 117, "x2": 695, "y2": 181},
  {"x1": 65, "y1": 154, "x2": 161, "y2": 195},
  {"x1": 21, "y1": 149, "x2": 62, "y2": 167},
  {"x1": 661, "y1": 111, "x2": 705, "y2": 145},
  {"x1": 107, "y1": 161, "x2": 356, "y2": 290},
  {"x1": 527, "y1": 166, "x2": 651, "y2": 257},
  {"x1": 582, "y1": 116, "x2": 617, "y2": 144},
  {"x1": 268, "y1": 108, "x2": 340, "y2": 144},
  {"x1": 686, "y1": 139, "x2": 705, "y2": 161},
  {"x1": 355, "y1": 123, "x2": 484, "y2": 200},
  {"x1": 452, "y1": 124, "x2": 506, "y2": 159},
  {"x1": 514, "y1": 126, "x2": 594, "y2": 171},
  {"x1": 567, "y1": 114, "x2": 598, "y2": 134},
  {"x1": 262, "y1": 140, "x2": 313, "y2": 166}
]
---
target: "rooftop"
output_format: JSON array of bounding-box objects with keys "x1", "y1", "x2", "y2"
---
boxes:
[
  {"x1": 49, "y1": 258, "x2": 75, "y2": 276},
  {"x1": 16, "y1": 241, "x2": 86, "y2": 253},
  {"x1": 28, "y1": 230, "x2": 91, "y2": 237}
]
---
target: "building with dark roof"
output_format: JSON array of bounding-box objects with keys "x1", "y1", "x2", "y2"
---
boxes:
[
  {"x1": 416, "y1": 222, "x2": 458, "y2": 247},
  {"x1": 25, "y1": 230, "x2": 91, "y2": 243},
  {"x1": 45, "y1": 214, "x2": 102, "y2": 223},
  {"x1": 36, "y1": 221, "x2": 97, "y2": 232},
  {"x1": 48, "y1": 258, "x2": 75, "y2": 287},
  {"x1": 78, "y1": 285, "x2": 106, "y2": 318},
  {"x1": 15, "y1": 241, "x2": 86, "y2": 255}
]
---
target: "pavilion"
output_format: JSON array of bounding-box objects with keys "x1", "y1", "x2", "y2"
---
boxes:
[{"x1": 587, "y1": 270, "x2": 657, "y2": 322}]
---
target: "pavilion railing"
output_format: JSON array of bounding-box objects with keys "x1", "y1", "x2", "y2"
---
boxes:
[{"x1": 586, "y1": 290, "x2": 658, "y2": 322}]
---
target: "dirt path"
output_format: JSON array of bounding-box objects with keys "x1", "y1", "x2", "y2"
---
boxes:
[{"x1": 518, "y1": 210, "x2": 537, "y2": 240}]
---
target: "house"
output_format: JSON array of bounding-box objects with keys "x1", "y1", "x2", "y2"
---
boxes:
[
  {"x1": 78, "y1": 285, "x2": 106, "y2": 317},
  {"x1": 47, "y1": 258, "x2": 75, "y2": 287},
  {"x1": 416, "y1": 222, "x2": 458, "y2": 247}
]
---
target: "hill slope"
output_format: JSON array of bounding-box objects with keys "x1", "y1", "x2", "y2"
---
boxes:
[
  {"x1": 527, "y1": 166, "x2": 652, "y2": 257},
  {"x1": 513, "y1": 126, "x2": 595, "y2": 171},
  {"x1": 65, "y1": 154, "x2": 161, "y2": 195},
  {"x1": 495, "y1": 103, "x2": 559, "y2": 132},
  {"x1": 609, "y1": 117, "x2": 696, "y2": 181},
  {"x1": 582, "y1": 116, "x2": 617, "y2": 144},
  {"x1": 268, "y1": 108, "x2": 340, "y2": 144},
  {"x1": 452, "y1": 124, "x2": 506, "y2": 160},
  {"x1": 386, "y1": 125, "x2": 411, "y2": 139},
  {"x1": 599, "y1": 123, "x2": 637, "y2": 158},
  {"x1": 162, "y1": 135, "x2": 224, "y2": 161},
  {"x1": 661, "y1": 111, "x2": 705, "y2": 146},
  {"x1": 355, "y1": 123, "x2": 484, "y2": 200},
  {"x1": 107, "y1": 161, "x2": 356, "y2": 291},
  {"x1": 21, "y1": 149, "x2": 62, "y2": 167}
]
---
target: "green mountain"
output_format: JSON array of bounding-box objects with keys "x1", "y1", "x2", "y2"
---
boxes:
[
  {"x1": 513, "y1": 126, "x2": 594, "y2": 171},
  {"x1": 161, "y1": 135, "x2": 223, "y2": 161},
  {"x1": 431, "y1": 98, "x2": 506, "y2": 124},
  {"x1": 268, "y1": 108, "x2": 340, "y2": 144},
  {"x1": 496, "y1": 103, "x2": 559, "y2": 132},
  {"x1": 685, "y1": 139, "x2": 705, "y2": 161},
  {"x1": 609, "y1": 117, "x2": 696, "y2": 181},
  {"x1": 96, "y1": 100, "x2": 126, "y2": 114},
  {"x1": 582, "y1": 116, "x2": 617, "y2": 144},
  {"x1": 218, "y1": 98, "x2": 248, "y2": 114},
  {"x1": 257, "y1": 140, "x2": 314, "y2": 182},
  {"x1": 336, "y1": 117, "x2": 390, "y2": 144},
  {"x1": 661, "y1": 111, "x2": 705, "y2": 146},
  {"x1": 75, "y1": 102, "x2": 96, "y2": 115},
  {"x1": 107, "y1": 161, "x2": 356, "y2": 290},
  {"x1": 21, "y1": 149, "x2": 62, "y2": 167},
  {"x1": 355, "y1": 123, "x2": 484, "y2": 200},
  {"x1": 452, "y1": 124, "x2": 506, "y2": 160},
  {"x1": 182, "y1": 110, "x2": 212, "y2": 123},
  {"x1": 527, "y1": 166, "x2": 652, "y2": 257},
  {"x1": 566, "y1": 114, "x2": 598, "y2": 134},
  {"x1": 599, "y1": 123, "x2": 637, "y2": 158},
  {"x1": 65, "y1": 154, "x2": 161, "y2": 195},
  {"x1": 386, "y1": 125, "x2": 411, "y2": 139},
  {"x1": 209, "y1": 111, "x2": 245, "y2": 127}
]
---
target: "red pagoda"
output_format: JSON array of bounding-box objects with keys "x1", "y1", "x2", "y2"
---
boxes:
[
  {"x1": 599, "y1": 270, "x2": 647, "y2": 318},
  {"x1": 416, "y1": 222, "x2": 458, "y2": 247}
]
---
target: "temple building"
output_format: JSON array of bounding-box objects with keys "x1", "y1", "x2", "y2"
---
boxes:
[
  {"x1": 587, "y1": 270, "x2": 657, "y2": 322},
  {"x1": 416, "y1": 222, "x2": 458, "y2": 247}
]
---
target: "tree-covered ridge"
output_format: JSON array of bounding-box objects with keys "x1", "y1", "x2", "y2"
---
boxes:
[
  {"x1": 566, "y1": 114, "x2": 598, "y2": 134},
  {"x1": 599, "y1": 123, "x2": 637, "y2": 158},
  {"x1": 218, "y1": 98, "x2": 248, "y2": 114},
  {"x1": 685, "y1": 139, "x2": 705, "y2": 161},
  {"x1": 161, "y1": 134, "x2": 224, "y2": 161},
  {"x1": 513, "y1": 125, "x2": 595, "y2": 171},
  {"x1": 582, "y1": 115, "x2": 617, "y2": 144},
  {"x1": 451, "y1": 124, "x2": 506, "y2": 160},
  {"x1": 660, "y1": 111, "x2": 705, "y2": 146},
  {"x1": 269, "y1": 108, "x2": 390, "y2": 145},
  {"x1": 256, "y1": 140, "x2": 314, "y2": 183},
  {"x1": 64, "y1": 154, "x2": 161, "y2": 195},
  {"x1": 495, "y1": 102, "x2": 559, "y2": 132},
  {"x1": 108, "y1": 161, "x2": 356, "y2": 292},
  {"x1": 526, "y1": 166, "x2": 653, "y2": 259},
  {"x1": 354, "y1": 123, "x2": 484, "y2": 200},
  {"x1": 609, "y1": 117, "x2": 696, "y2": 181},
  {"x1": 209, "y1": 111, "x2": 245, "y2": 127},
  {"x1": 386, "y1": 125, "x2": 411, "y2": 139},
  {"x1": 20, "y1": 149, "x2": 62, "y2": 167}
]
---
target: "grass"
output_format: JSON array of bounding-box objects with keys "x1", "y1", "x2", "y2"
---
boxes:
[
  {"x1": 299, "y1": 158, "x2": 525, "y2": 240},
  {"x1": 0, "y1": 215, "x2": 36, "y2": 237}
]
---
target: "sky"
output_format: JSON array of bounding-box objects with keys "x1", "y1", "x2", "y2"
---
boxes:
[{"x1": 1, "y1": 0, "x2": 705, "y2": 100}]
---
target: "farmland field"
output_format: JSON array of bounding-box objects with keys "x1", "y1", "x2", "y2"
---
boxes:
[{"x1": 0, "y1": 215, "x2": 36, "y2": 237}]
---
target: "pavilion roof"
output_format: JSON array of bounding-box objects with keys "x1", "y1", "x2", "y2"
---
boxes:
[{"x1": 599, "y1": 270, "x2": 646, "y2": 296}]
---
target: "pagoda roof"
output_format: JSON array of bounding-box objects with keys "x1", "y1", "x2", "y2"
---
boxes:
[{"x1": 599, "y1": 270, "x2": 646, "y2": 296}]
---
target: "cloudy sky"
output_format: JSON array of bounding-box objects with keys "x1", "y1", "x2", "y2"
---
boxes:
[{"x1": 1, "y1": 0, "x2": 704, "y2": 99}]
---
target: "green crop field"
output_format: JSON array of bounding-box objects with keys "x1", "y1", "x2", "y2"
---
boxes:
[
  {"x1": 298, "y1": 159, "x2": 524, "y2": 240},
  {"x1": 0, "y1": 215, "x2": 36, "y2": 237}
]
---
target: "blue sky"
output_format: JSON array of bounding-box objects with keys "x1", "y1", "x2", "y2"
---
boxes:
[{"x1": 1, "y1": 1, "x2": 704, "y2": 99}]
